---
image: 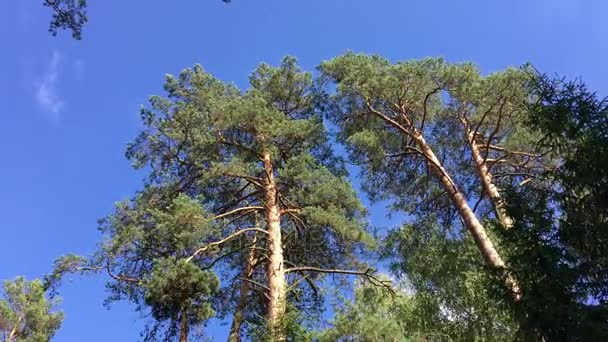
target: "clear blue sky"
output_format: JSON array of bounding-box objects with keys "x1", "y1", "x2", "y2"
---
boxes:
[{"x1": 1, "y1": 0, "x2": 606, "y2": 341}]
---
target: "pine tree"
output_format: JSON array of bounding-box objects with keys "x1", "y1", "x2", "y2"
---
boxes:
[
  {"x1": 0, "y1": 277, "x2": 63, "y2": 342},
  {"x1": 125, "y1": 56, "x2": 380, "y2": 339},
  {"x1": 319, "y1": 53, "x2": 524, "y2": 301},
  {"x1": 53, "y1": 57, "x2": 381, "y2": 341}
]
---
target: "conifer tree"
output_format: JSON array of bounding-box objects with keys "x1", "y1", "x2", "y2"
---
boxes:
[
  {"x1": 448, "y1": 68, "x2": 548, "y2": 230},
  {"x1": 0, "y1": 277, "x2": 63, "y2": 342},
  {"x1": 125, "y1": 56, "x2": 380, "y2": 339},
  {"x1": 319, "y1": 53, "x2": 526, "y2": 302},
  {"x1": 54, "y1": 57, "x2": 381, "y2": 341}
]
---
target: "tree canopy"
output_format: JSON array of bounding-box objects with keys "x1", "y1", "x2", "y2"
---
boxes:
[
  {"x1": 9, "y1": 53, "x2": 607, "y2": 341},
  {"x1": 0, "y1": 277, "x2": 63, "y2": 342}
]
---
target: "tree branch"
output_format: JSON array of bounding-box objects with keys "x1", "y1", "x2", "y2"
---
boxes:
[
  {"x1": 284, "y1": 266, "x2": 395, "y2": 294},
  {"x1": 212, "y1": 206, "x2": 265, "y2": 221},
  {"x1": 364, "y1": 101, "x2": 416, "y2": 139},
  {"x1": 186, "y1": 228, "x2": 269, "y2": 262},
  {"x1": 421, "y1": 87, "x2": 442, "y2": 132},
  {"x1": 222, "y1": 172, "x2": 264, "y2": 188}
]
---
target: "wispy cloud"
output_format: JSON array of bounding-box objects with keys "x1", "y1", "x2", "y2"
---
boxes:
[{"x1": 36, "y1": 50, "x2": 64, "y2": 122}]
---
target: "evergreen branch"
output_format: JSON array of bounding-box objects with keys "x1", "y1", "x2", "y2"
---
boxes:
[
  {"x1": 217, "y1": 133, "x2": 260, "y2": 158},
  {"x1": 284, "y1": 210, "x2": 308, "y2": 231},
  {"x1": 220, "y1": 184, "x2": 261, "y2": 209}
]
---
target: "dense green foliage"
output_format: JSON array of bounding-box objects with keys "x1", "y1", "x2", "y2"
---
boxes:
[
  {"x1": 0, "y1": 277, "x2": 63, "y2": 342},
  {"x1": 495, "y1": 72, "x2": 608, "y2": 339}
]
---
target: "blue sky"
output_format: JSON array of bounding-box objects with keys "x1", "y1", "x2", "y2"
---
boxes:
[{"x1": 0, "y1": 0, "x2": 606, "y2": 340}]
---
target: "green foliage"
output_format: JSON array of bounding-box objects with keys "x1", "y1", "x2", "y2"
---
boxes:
[
  {"x1": 95, "y1": 193, "x2": 221, "y2": 341},
  {"x1": 318, "y1": 52, "x2": 540, "y2": 225},
  {"x1": 0, "y1": 277, "x2": 63, "y2": 342},
  {"x1": 492, "y1": 72, "x2": 608, "y2": 340},
  {"x1": 43, "y1": 0, "x2": 87, "y2": 39},
  {"x1": 41, "y1": 52, "x2": 608, "y2": 341},
  {"x1": 383, "y1": 222, "x2": 517, "y2": 341},
  {"x1": 528, "y1": 72, "x2": 608, "y2": 299},
  {"x1": 319, "y1": 286, "x2": 411, "y2": 342},
  {"x1": 44, "y1": 254, "x2": 88, "y2": 297},
  {"x1": 144, "y1": 258, "x2": 219, "y2": 330},
  {"x1": 57, "y1": 57, "x2": 373, "y2": 339},
  {"x1": 249, "y1": 305, "x2": 314, "y2": 342}
]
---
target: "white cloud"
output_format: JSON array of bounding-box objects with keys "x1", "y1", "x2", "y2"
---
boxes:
[{"x1": 36, "y1": 50, "x2": 64, "y2": 122}]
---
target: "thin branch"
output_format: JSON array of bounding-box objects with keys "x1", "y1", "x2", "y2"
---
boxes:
[
  {"x1": 199, "y1": 243, "x2": 256, "y2": 270},
  {"x1": 364, "y1": 102, "x2": 416, "y2": 139},
  {"x1": 286, "y1": 275, "x2": 309, "y2": 293},
  {"x1": 481, "y1": 145, "x2": 541, "y2": 158},
  {"x1": 472, "y1": 193, "x2": 485, "y2": 214},
  {"x1": 105, "y1": 263, "x2": 141, "y2": 284},
  {"x1": 186, "y1": 228, "x2": 269, "y2": 262},
  {"x1": 238, "y1": 277, "x2": 270, "y2": 293},
  {"x1": 212, "y1": 206, "x2": 265, "y2": 221},
  {"x1": 284, "y1": 266, "x2": 395, "y2": 295},
  {"x1": 222, "y1": 172, "x2": 264, "y2": 188},
  {"x1": 421, "y1": 87, "x2": 442, "y2": 132}
]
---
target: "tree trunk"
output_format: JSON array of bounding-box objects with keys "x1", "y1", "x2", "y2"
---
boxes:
[
  {"x1": 262, "y1": 151, "x2": 286, "y2": 340},
  {"x1": 228, "y1": 234, "x2": 258, "y2": 342},
  {"x1": 179, "y1": 309, "x2": 189, "y2": 342},
  {"x1": 464, "y1": 124, "x2": 514, "y2": 230},
  {"x1": 413, "y1": 131, "x2": 521, "y2": 301}
]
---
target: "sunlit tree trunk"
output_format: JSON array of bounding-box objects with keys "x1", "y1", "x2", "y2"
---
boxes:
[
  {"x1": 413, "y1": 131, "x2": 521, "y2": 301},
  {"x1": 262, "y1": 151, "x2": 286, "y2": 340},
  {"x1": 462, "y1": 119, "x2": 514, "y2": 230}
]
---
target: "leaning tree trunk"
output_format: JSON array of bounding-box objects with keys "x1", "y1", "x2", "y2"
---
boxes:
[
  {"x1": 413, "y1": 130, "x2": 521, "y2": 301},
  {"x1": 228, "y1": 234, "x2": 258, "y2": 342},
  {"x1": 262, "y1": 151, "x2": 287, "y2": 340},
  {"x1": 464, "y1": 123, "x2": 514, "y2": 230}
]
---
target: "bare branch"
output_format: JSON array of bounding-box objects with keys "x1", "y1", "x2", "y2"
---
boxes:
[
  {"x1": 238, "y1": 278, "x2": 270, "y2": 293},
  {"x1": 481, "y1": 145, "x2": 541, "y2": 158},
  {"x1": 222, "y1": 172, "x2": 264, "y2": 188},
  {"x1": 105, "y1": 263, "x2": 142, "y2": 284},
  {"x1": 186, "y1": 228, "x2": 269, "y2": 263},
  {"x1": 421, "y1": 87, "x2": 442, "y2": 132},
  {"x1": 364, "y1": 101, "x2": 416, "y2": 139},
  {"x1": 284, "y1": 266, "x2": 395, "y2": 295},
  {"x1": 286, "y1": 275, "x2": 310, "y2": 293},
  {"x1": 212, "y1": 206, "x2": 265, "y2": 221}
]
